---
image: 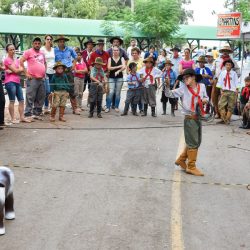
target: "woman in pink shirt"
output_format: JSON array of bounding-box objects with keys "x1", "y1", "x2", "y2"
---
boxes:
[
  {"x1": 179, "y1": 48, "x2": 195, "y2": 74},
  {"x1": 4, "y1": 44, "x2": 30, "y2": 123}
]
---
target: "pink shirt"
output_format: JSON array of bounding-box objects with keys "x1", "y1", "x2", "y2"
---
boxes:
[
  {"x1": 180, "y1": 59, "x2": 194, "y2": 70},
  {"x1": 4, "y1": 57, "x2": 20, "y2": 84},
  {"x1": 23, "y1": 48, "x2": 46, "y2": 78},
  {"x1": 74, "y1": 61, "x2": 87, "y2": 78}
]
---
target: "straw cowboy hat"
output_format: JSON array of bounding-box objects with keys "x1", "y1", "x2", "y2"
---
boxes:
[
  {"x1": 205, "y1": 52, "x2": 213, "y2": 57},
  {"x1": 196, "y1": 56, "x2": 207, "y2": 63},
  {"x1": 165, "y1": 59, "x2": 174, "y2": 66},
  {"x1": 54, "y1": 35, "x2": 70, "y2": 43},
  {"x1": 110, "y1": 37, "x2": 123, "y2": 45},
  {"x1": 219, "y1": 45, "x2": 233, "y2": 54},
  {"x1": 93, "y1": 57, "x2": 105, "y2": 66},
  {"x1": 143, "y1": 57, "x2": 154, "y2": 64},
  {"x1": 222, "y1": 59, "x2": 235, "y2": 68},
  {"x1": 84, "y1": 39, "x2": 96, "y2": 47},
  {"x1": 177, "y1": 68, "x2": 203, "y2": 82},
  {"x1": 53, "y1": 61, "x2": 67, "y2": 70}
]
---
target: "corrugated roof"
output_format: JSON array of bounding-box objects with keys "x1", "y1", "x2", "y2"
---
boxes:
[{"x1": 0, "y1": 14, "x2": 227, "y2": 41}]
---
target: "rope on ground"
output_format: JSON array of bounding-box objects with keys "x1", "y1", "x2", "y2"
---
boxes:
[{"x1": 5, "y1": 163, "x2": 250, "y2": 190}]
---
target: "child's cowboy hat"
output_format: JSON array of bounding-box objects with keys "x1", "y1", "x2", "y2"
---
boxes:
[
  {"x1": 53, "y1": 62, "x2": 67, "y2": 70},
  {"x1": 165, "y1": 60, "x2": 174, "y2": 66},
  {"x1": 177, "y1": 68, "x2": 203, "y2": 82},
  {"x1": 93, "y1": 57, "x2": 105, "y2": 66},
  {"x1": 222, "y1": 59, "x2": 235, "y2": 68},
  {"x1": 196, "y1": 56, "x2": 207, "y2": 63},
  {"x1": 54, "y1": 35, "x2": 70, "y2": 43},
  {"x1": 143, "y1": 57, "x2": 154, "y2": 64},
  {"x1": 219, "y1": 45, "x2": 233, "y2": 54}
]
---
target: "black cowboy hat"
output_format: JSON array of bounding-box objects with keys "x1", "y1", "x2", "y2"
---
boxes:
[
  {"x1": 84, "y1": 39, "x2": 96, "y2": 47},
  {"x1": 177, "y1": 68, "x2": 203, "y2": 82},
  {"x1": 96, "y1": 39, "x2": 105, "y2": 45},
  {"x1": 170, "y1": 46, "x2": 181, "y2": 52},
  {"x1": 222, "y1": 59, "x2": 235, "y2": 68},
  {"x1": 110, "y1": 37, "x2": 123, "y2": 45}
]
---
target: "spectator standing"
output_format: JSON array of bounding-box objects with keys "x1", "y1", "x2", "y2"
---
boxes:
[
  {"x1": 144, "y1": 45, "x2": 158, "y2": 62},
  {"x1": 54, "y1": 35, "x2": 80, "y2": 115},
  {"x1": 127, "y1": 39, "x2": 137, "y2": 60},
  {"x1": 127, "y1": 47, "x2": 144, "y2": 72},
  {"x1": 40, "y1": 35, "x2": 55, "y2": 114},
  {"x1": 0, "y1": 63, "x2": 5, "y2": 129},
  {"x1": 157, "y1": 49, "x2": 168, "y2": 70},
  {"x1": 20, "y1": 37, "x2": 46, "y2": 118},
  {"x1": 170, "y1": 46, "x2": 182, "y2": 76},
  {"x1": 179, "y1": 48, "x2": 195, "y2": 74},
  {"x1": 107, "y1": 37, "x2": 128, "y2": 61},
  {"x1": 4, "y1": 44, "x2": 30, "y2": 123}
]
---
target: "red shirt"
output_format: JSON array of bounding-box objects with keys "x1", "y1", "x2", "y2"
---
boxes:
[
  {"x1": 74, "y1": 61, "x2": 87, "y2": 78},
  {"x1": 88, "y1": 50, "x2": 110, "y2": 72},
  {"x1": 81, "y1": 49, "x2": 93, "y2": 69}
]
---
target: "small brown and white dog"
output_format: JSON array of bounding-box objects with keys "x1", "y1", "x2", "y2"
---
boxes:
[{"x1": 0, "y1": 167, "x2": 15, "y2": 235}]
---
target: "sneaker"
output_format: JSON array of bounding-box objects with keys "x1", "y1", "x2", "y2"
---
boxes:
[
  {"x1": 44, "y1": 108, "x2": 50, "y2": 115},
  {"x1": 115, "y1": 108, "x2": 119, "y2": 113},
  {"x1": 105, "y1": 108, "x2": 110, "y2": 113}
]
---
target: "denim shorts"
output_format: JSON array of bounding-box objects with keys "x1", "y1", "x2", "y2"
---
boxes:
[{"x1": 5, "y1": 82, "x2": 24, "y2": 102}]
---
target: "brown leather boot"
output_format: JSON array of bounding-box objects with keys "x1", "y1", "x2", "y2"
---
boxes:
[
  {"x1": 50, "y1": 107, "x2": 57, "y2": 122},
  {"x1": 186, "y1": 148, "x2": 204, "y2": 176},
  {"x1": 175, "y1": 147, "x2": 187, "y2": 170},
  {"x1": 70, "y1": 98, "x2": 80, "y2": 115},
  {"x1": 59, "y1": 107, "x2": 66, "y2": 122}
]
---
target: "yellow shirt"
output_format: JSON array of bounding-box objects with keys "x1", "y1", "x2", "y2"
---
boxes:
[
  {"x1": 212, "y1": 50, "x2": 219, "y2": 59},
  {"x1": 127, "y1": 58, "x2": 144, "y2": 72}
]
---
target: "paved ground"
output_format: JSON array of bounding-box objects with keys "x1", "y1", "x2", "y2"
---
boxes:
[{"x1": 0, "y1": 88, "x2": 250, "y2": 250}]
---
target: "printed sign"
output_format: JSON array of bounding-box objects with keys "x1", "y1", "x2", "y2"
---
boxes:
[{"x1": 217, "y1": 12, "x2": 242, "y2": 38}]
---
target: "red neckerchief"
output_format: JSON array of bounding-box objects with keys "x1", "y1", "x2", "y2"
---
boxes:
[
  {"x1": 131, "y1": 73, "x2": 139, "y2": 82},
  {"x1": 96, "y1": 68, "x2": 104, "y2": 82},
  {"x1": 224, "y1": 71, "x2": 231, "y2": 89},
  {"x1": 242, "y1": 87, "x2": 250, "y2": 100},
  {"x1": 220, "y1": 54, "x2": 230, "y2": 69},
  {"x1": 187, "y1": 84, "x2": 205, "y2": 115},
  {"x1": 143, "y1": 67, "x2": 154, "y2": 84}
]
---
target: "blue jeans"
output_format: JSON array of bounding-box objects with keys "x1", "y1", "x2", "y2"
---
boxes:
[
  {"x1": 5, "y1": 82, "x2": 24, "y2": 102},
  {"x1": 44, "y1": 73, "x2": 53, "y2": 108},
  {"x1": 106, "y1": 78, "x2": 123, "y2": 109}
]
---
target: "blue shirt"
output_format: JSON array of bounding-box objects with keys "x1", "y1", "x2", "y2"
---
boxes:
[
  {"x1": 54, "y1": 46, "x2": 77, "y2": 68},
  {"x1": 195, "y1": 67, "x2": 213, "y2": 85},
  {"x1": 127, "y1": 73, "x2": 140, "y2": 89},
  {"x1": 144, "y1": 51, "x2": 157, "y2": 61},
  {"x1": 162, "y1": 69, "x2": 177, "y2": 88}
]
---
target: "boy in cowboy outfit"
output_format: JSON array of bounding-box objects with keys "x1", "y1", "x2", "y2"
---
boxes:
[
  {"x1": 88, "y1": 57, "x2": 107, "y2": 118},
  {"x1": 121, "y1": 62, "x2": 142, "y2": 116},
  {"x1": 195, "y1": 56, "x2": 213, "y2": 113},
  {"x1": 138, "y1": 57, "x2": 162, "y2": 117},
  {"x1": 165, "y1": 68, "x2": 208, "y2": 176},
  {"x1": 161, "y1": 60, "x2": 177, "y2": 116},
  {"x1": 217, "y1": 59, "x2": 240, "y2": 125},
  {"x1": 50, "y1": 62, "x2": 70, "y2": 122}
]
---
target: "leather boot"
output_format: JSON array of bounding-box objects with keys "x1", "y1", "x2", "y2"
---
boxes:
[
  {"x1": 88, "y1": 103, "x2": 95, "y2": 118},
  {"x1": 151, "y1": 107, "x2": 156, "y2": 117},
  {"x1": 141, "y1": 104, "x2": 148, "y2": 116},
  {"x1": 162, "y1": 102, "x2": 166, "y2": 115},
  {"x1": 121, "y1": 103, "x2": 130, "y2": 116},
  {"x1": 225, "y1": 111, "x2": 232, "y2": 124},
  {"x1": 186, "y1": 148, "x2": 204, "y2": 176},
  {"x1": 50, "y1": 107, "x2": 57, "y2": 122},
  {"x1": 132, "y1": 104, "x2": 138, "y2": 116},
  {"x1": 175, "y1": 147, "x2": 187, "y2": 170},
  {"x1": 71, "y1": 98, "x2": 80, "y2": 115},
  {"x1": 59, "y1": 107, "x2": 66, "y2": 122},
  {"x1": 171, "y1": 104, "x2": 175, "y2": 117}
]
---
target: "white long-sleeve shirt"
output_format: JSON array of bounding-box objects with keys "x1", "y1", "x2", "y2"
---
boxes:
[
  {"x1": 213, "y1": 57, "x2": 240, "y2": 78},
  {"x1": 216, "y1": 69, "x2": 240, "y2": 92},
  {"x1": 138, "y1": 66, "x2": 162, "y2": 88},
  {"x1": 165, "y1": 83, "x2": 208, "y2": 115}
]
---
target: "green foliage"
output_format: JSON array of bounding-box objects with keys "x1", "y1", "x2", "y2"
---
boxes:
[{"x1": 224, "y1": 0, "x2": 250, "y2": 21}]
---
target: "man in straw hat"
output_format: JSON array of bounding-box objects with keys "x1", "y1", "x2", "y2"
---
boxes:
[
  {"x1": 54, "y1": 35, "x2": 80, "y2": 115},
  {"x1": 216, "y1": 59, "x2": 240, "y2": 125},
  {"x1": 138, "y1": 57, "x2": 162, "y2": 117},
  {"x1": 50, "y1": 62, "x2": 70, "y2": 122},
  {"x1": 165, "y1": 68, "x2": 209, "y2": 176},
  {"x1": 161, "y1": 60, "x2": 177, "y2": 116},
  {"x1": 88, "y1": 57, "x2": 107, "y2": 118},
  {"x1": 212, "y1": 44, "x2": 240, "y2": 119}
]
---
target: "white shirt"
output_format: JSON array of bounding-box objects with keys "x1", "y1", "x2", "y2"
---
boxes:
[
  {"x1": 40, "y1": 46, "x2": 55, "y2": 74},
  {"x1": 127, "y1": 46, "x2": 138, "y2": 60},
  {"x1": 138, "y1": 66, "x2": 162, "y2": 88},
  {"x1": 171, "y1": 56, "x2": 182, "y2": 75},
  {"x1": 165, "y1": 83, "x2": 208, "y2": 115},
  {"x1": 216, "y1": 70, "x2": 240, "y2": 92}
]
